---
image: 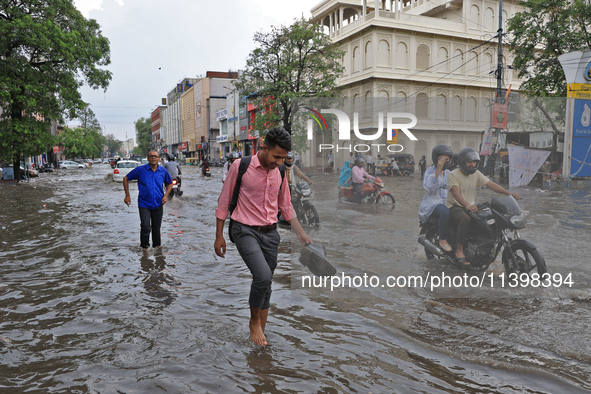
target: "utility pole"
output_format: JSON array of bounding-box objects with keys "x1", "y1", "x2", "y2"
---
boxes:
[{"x1": 493, "y1": 0, "x2": 504, "y2": 183}]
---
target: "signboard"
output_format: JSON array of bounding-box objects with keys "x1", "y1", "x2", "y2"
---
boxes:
[
  {"x1": 559, "y1": 50, "x2": 591, "y2": 178},
  {"x1": 387, "y1": 129, "x2": 399, "y2": 144},
  {"x1": 53, "y1": 146, "x2": 59, "y2": 154},
  {"x1": 529, "y1": 132, "x2": 553, "y2": 149},
  {"x1": 491, "y1": 103, "x2": 508, "y2": 129},
  {"x1": 508, "y1": 146, "x2": 551, "y2": 187},
  {"x1": 179, "y1": 142, "x2": 188, "y2": 151}
]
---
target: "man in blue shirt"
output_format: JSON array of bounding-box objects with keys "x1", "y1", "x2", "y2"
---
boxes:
[{"x1": 123, "y1": 151, "x2": 173, "y2": 249}]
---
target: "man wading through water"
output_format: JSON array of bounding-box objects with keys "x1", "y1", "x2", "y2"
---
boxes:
[{"x1": 214, "y1": 127, "x2": 312, "y2": 346}]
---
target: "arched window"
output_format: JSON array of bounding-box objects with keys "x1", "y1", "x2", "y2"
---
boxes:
[
  {"x1": 468, "y1": 51, "x2": 479, "y2": 75},
  {"x1": 469, "y1": 5, "x2": 480, "y2": 29},
  {"x1": 353, "y1": 46, "x2": 361, "y2": 73},
  {"x1": 452, "y1": 49, "x2": 464, "y2": 74},
  {"x1": 342, "y1": 50, "x2": 349, "y2": 75},
  {"x1": 377, "y1": 39, "x2": 390, "y2": 67},
  {"x1": 396, "y1": 42, "x2": 408, "y2": 69},
  {"x1": 437, "y1": 47, "x2": 448, "y2": 72},
  {"x1": 451, "y1": 96, "x2": 462, "y2": 121},
  {"x1": 485, "y1": 8, "x2": 494, "y2": 31},
  {"x1": 436, "y1": 94, "x2": 447, "y2": 120},
  {"x1": 365, "y1": 41, "x2": 373, "y2": 69},
  {"x1": 467, "y1": 97, "x2": 477, "y2": 121},
  {"x1": 416, "y1": 93, "x2": 429, "y2": 119},
  {"x1": 416, "y1": 44, "x2": 430, "y2": 70}
]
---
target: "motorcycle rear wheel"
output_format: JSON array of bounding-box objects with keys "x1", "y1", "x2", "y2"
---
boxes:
[{"x1": 502, "y1": 240, "x2": 547, "y2": 276}]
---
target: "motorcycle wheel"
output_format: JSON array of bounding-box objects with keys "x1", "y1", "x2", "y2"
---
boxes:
[
  {"x1": 304, "y1": 206, "x2": 320, "y2": 226},
  {"x1": 502, "y1": 240, "x2": 547, "y2": 276},
  {"x1": 377, "y1": 193, "x2": 395, "y2": 205}
]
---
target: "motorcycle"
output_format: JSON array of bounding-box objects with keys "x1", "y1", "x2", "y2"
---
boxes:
[
  {"x1": 291, "y1": 181, "x2": 319, "y2": 226},
  {"x1": 418, "y1": 196, "x2": 547, "y2": 275},
  {"x1": 202, "y1": 165, "x2": 211, "y2": 177},
  {"x1": 338, "y1": 177, "x2": 395, "y2": 205},
  {"x1": 278, "y1": 181, "x2": 319, "y2": 227},
  {"x1": 169, "y1": 176, "x2": 183, "y2": 198}
]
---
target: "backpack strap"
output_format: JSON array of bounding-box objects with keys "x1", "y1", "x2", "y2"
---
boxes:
[{"x1": 229, "y1": 156, "x2": 251, "y2": 214}]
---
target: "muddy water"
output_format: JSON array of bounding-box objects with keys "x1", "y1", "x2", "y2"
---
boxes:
[{"x1": 1, "y1": 164, "x2": 590, "y2": 392}]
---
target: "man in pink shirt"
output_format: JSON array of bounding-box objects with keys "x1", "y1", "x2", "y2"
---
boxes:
[
  {"x1": 351, "y1": 157, "x2": 375, "y2": 203},
  {"x1": 214, "y1": 127, "x2": 312, "y2": 346}
]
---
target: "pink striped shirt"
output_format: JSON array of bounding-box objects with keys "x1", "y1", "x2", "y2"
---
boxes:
[{"x1": 215, "y1": 153, "x2": 293, "y2": 225}]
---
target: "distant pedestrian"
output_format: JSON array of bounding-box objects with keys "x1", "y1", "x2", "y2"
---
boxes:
[
  {"x1": 123, "y1": 150, "x2": 172, "y2": 250},
  {"x1": 419, "y1": 155, "x2": 427, "y2": 179},
  {"x1": 327, "y1": 152, "x2": 334, "y2": 172}
]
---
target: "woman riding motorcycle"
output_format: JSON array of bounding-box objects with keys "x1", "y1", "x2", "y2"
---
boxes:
[{"x1": 418, "y1": 145, "x2": 454, "y2": 252}]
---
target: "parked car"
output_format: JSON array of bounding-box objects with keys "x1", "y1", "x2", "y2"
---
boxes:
[
  {"x1": 59, "y1": 160, "x2": 85, "y2": 169},
  {"x1": 113, "y1": 160, "x2": 140, "y2": 182}
]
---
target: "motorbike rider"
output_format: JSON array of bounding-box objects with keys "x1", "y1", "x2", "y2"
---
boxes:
[
  {"x1": 284, "y1": 152, "x2": 314, "y2": 187},
  {"x1": 446, "y1": 147, "x2": 520, "y2": 266},
  {"x1": 418, "y1": 145, "x2": 454, "y2": 252},
  {"x1": 164, "y1": 155, "x2": 182, "y2": 196},
  {"x1": 222, "y1": 152, "x2": 239, "y2": 183},
  {"x1": 201, "y1": 157, "x2": 210, "y2": 175},
  {"x1": 352, "y1": 157, "x2": 375, "y2": 203}
]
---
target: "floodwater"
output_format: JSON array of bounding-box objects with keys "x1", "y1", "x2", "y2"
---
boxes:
[{"x1": 1, "y1": 163, "x2": 590, "y2": 392}]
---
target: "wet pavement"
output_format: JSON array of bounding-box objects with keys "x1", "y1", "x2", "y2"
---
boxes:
[{"x1": 1, "y1": 163, "x2": 590, "y2": 392}]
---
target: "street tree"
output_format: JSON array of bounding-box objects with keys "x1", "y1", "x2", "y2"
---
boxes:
[
  {"x1": 508, "y1": 0, "x2": 591, "y2": 97},
  {"x1": 105, "y1": 134, "x2": 122, "y2": 157},
  {"x1": 0, "y1": 0, "x2": 111, "y2": 179},
  {"x1": 235, "y1": 17, "x2": 344, "y2": 139},
  {"x1": 134, "y1": 117, "x2": 152, "y2": 155}
]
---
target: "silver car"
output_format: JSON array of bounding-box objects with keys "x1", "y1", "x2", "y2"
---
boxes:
[
  {"x1": 59, "y1": 160, "x2": 85, "y2": 169},
  {"x1": 113, "y1": 160, "x2": 140, "y2": 182}
]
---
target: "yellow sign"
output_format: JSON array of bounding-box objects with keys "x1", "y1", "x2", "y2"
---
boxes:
[
  {"x1": 388, "y1": 129, "x2": 399, "y2": 144},
  {"x1": 567, "y1": 83, "x2": 591, "y2": 99}
]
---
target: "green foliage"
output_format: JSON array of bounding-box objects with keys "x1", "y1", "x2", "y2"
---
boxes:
[
  {"x1": 134, "y1": 117, "x2": 152, "y2": 155},
  {"x1": 235, "y1": 17, "x2": 344, "y2": 147},
  {"x1": 105, "y1": 134, "x2": 122, "y2": 157},
  {"x1": 0, "y1": 0, "x2": 111, "y2": 166},
  {"x1": 508, "y1": 0, "x2": 591, "y2": 97},
  {"x1": 59, "y1": 126, "x2": 105, "y2": 158}
]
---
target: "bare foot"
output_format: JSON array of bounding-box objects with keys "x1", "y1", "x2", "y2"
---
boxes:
[
  {"x1": 439, "y1": 240, "x2": 452, "y2": 252},
  {"x1": 249, "y1": 319, "x2": 267, "y2": 346}
]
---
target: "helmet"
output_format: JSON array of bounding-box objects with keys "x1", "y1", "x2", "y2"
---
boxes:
[
  {"x1": 457, "y1": 147, "x2": 480, "y2": 175},
  {"x1": 227, "y1": 152, "x2": 238, "y2": 161},
  {"x1": 283, "y1": 151, "x2": 294, "y2": 168},
  {"x1": 431, "y1": 144, "x2": 453, "y2": 167},
  {"x1": 355, "y1": 157, "x2": 365, "y2": 165}
]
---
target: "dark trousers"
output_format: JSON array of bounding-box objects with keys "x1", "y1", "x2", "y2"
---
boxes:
[
  {"x1": 352, "y1": 182, "x2": 363, "y2": 203},
  {"x1": 231, "y1": 221, "x2": 280, "y2": 310},
  {"x1": 431, "y1": 204, "x2": 450, "y2": 241},
  {"x1": 139, "y1": 205, "x2": 164, "y2": 248},
  {"x1": 449, "y1": 205, "x2": 471, "y2": 246}
]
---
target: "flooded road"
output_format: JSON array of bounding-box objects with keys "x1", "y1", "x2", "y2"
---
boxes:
[{"x1": 1, "y1": 163, "x2": 590, "y2": 392}]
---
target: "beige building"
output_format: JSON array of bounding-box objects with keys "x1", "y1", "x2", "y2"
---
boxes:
[
  {"x1": 179, "y1": 71, "x2": 238, "y2": 160},
  {"x1": 309, "y1": 0, "x2": 522, "y2": 167}
]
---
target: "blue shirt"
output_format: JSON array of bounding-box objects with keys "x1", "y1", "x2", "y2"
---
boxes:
[
  {"x1": 126, "y1": 164, "x2": 172, "y2": 209},
  {"x1": 418, "y1": 165, "x2": 449, "y2": 223}
]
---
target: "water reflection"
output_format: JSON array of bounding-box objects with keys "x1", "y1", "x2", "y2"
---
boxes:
[{"x1": 139, "y1": 248, "x2": 178, "y2": 307}]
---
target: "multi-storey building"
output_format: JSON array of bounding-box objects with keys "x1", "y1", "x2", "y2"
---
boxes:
[
  {"x1": 179, "y1": 71, "x2": 238, "y2": 160},
  {"x1": 309, "y1": 0, "x2": 522, "y2": 166},
  {"x1": 161, "y1": 78, "x2": 200, "y2": 158}
]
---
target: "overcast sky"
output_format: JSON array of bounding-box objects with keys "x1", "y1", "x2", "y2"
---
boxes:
[{"x1": 72, "y1": 0, "x2": 322, "y2": 142}]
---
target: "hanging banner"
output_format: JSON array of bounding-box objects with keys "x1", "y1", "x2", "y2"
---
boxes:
[
  {"x1": 508, "y1": 145, "x2": 551, "y2": 187},
  {"x1": 480, "y1": 126, "x2": 493, "y2": 156},
  {"x1": 491, "y1": 103, "x2": 508, "y2": 129}
]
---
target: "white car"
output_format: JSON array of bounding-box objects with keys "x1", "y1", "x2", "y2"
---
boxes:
[
  {"x1": 113, "y1": 160, "x2": 140, "y2": 182},
  {"x1": 59, "y1": 160, "x2": 85, "y2": 169}
]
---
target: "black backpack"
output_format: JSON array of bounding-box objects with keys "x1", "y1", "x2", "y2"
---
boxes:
[{"x1": 228, "y1": 155, "x2": 285, "y2": 242}]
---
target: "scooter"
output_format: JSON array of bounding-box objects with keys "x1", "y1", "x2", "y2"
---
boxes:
[
  {"x1": 338, "y1": 177, "x2": 395, "y2": 205},
  {"x1": 169, "y1": 176, "x2": 183, "y2": 198},
  {"x1": 418, "y1": 196, "x2": 547, "y2": 275},
  {"x1": 202, "y1": 166, "x2": 211, "y2": 177}
]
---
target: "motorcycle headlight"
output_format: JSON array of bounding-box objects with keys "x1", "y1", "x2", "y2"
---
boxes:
[{"x1": 510, "y1": 214, "x2": 527, "y2": 229}]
